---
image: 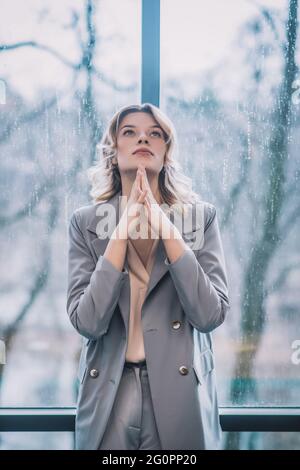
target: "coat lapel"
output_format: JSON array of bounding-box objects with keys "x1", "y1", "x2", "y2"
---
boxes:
[{"x1": 145, "y1": 237, "x2": 169, "y2": 298}]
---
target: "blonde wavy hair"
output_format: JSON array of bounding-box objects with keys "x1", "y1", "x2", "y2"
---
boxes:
[{"x1": 86, "y1": 103, "x2": 201, "y2": 215}]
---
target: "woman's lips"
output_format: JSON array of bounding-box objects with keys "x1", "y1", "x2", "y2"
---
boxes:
[{"x1": 133, "y1": 150, "x2": 152, "y2": 156}]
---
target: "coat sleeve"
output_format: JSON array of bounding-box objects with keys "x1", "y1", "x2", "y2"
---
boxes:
[
  {"x1": 164, "y1": 204, "x2": 230, "y2": 333},
  {"x1": 66, "y1": 210, "x2": 128, "y2": 340}
]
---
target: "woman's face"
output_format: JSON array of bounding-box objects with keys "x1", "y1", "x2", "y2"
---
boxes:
[{"x1": 116, "y1": 111, "x2": 167, "y2": 176}]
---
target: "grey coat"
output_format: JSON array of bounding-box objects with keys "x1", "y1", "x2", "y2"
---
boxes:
[{"x1": 66, "y1": 190, "x2": 230, "y2": 450}]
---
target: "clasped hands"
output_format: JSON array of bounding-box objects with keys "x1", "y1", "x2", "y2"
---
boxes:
[{"x1": 117, "y1": 164, "x2": 178, "y2": 241}]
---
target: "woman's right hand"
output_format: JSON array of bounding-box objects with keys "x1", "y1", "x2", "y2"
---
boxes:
[{"x1": 115, "y1": 165, "x2": 147, "y2": 240}]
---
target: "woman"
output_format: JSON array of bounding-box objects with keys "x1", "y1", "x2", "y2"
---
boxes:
[{"x1": 66, "y1": 103, "x2": 230, "y2": 450}]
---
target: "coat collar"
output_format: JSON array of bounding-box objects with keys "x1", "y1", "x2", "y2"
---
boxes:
[{"x1": 86, "y1": 190, "x2": 121, "y2": 236}]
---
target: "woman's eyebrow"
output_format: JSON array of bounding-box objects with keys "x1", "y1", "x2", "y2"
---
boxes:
[{"x1": 120, "y1": 124, "x2": 162, "y2": 130}]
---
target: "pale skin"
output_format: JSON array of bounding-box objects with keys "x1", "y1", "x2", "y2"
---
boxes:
[{"x1": 103, "y1": 111, "x2": 190, "y2": 272}]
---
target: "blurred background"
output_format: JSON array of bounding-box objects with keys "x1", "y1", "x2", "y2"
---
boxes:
[{"x1": 0, "y1": 0, "x2": 299, "y2": 450}]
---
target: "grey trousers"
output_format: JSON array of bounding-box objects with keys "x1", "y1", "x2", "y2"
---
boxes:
[{"x1": 98, "y1": 360, "x2": 162, "y2": 450}]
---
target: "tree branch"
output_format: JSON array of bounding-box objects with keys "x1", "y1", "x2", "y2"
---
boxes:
[
  {"x1": 91, "y1": 66, "x2": 137, "y2": 92},
  {"x1": 1, "y1": 96, "x2": 63, "y2": 144},
  {"x1": 245, "y1": 0, "x2": 280, "y2": 42},
  {"x1": 0, "y1": 178, "x2": 55, "y2": 228},
  {"x1": 265, "y1": 261, "x2": 300, "y2": 297},
  {"x1": 281, "y1": 203, "x2": 300, "y2": 233},
  {"x1": 0, "y1": 41, "x2": 79, "y2": 70}
]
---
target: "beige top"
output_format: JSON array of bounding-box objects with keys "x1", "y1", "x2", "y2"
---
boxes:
[{"x1": 125, "y1": 236, "x2": 159, "y2": 362}]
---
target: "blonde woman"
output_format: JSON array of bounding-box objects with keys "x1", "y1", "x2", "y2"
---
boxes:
[{"x1": 66, "y1": 103, "x2": 230, "y2": 450}]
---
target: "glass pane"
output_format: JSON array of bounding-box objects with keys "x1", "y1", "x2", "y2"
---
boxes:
[
  {"x1": 161, "y1": 0, "x2": 300, "y2": 413},
  {"x1": 0, "y1": 432, "x2": 73, "y2": 450},
  {"x1": 223, "y1": 432, "x2": 300, "y2": 450},
  {"x1": 0, "y1": 0, "x2": 140, "y2": 406}
]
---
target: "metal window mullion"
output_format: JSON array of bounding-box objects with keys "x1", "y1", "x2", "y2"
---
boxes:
[{"x1": 141, "y1": 0, "x2": 160, "y2": 106}]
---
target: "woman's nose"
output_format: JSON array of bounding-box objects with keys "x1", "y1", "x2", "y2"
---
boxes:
[{"x1": 138, "y1": 135, "x2": 149, "y2": 143}]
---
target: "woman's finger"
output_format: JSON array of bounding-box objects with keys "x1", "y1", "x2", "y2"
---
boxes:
[
  {"x1": 142, "y1": 168, "x2": 151, "y2": 194},
  {"x1": 139, "y1": 170, "x2": 144, "y2": 192},
  {"x1": 136, "y1": 188, "x2": 141, "y2": 201},
  {"x1": 133, "y1": 170, "x2": 141, "y2": 196},
  {"x1": 144, "y1": 197, "x2": 151, "y2": 222},
  {"x1": 140, "y1": 188, "x2": 147, "y2": 201},
  {"x1": 138, "y1": 169, "x2": 143, "y2": 191}
]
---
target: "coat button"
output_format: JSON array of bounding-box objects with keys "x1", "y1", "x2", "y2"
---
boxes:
[
  {"x1": 179, "y1": 365, "x2": 189, "y2": 375},
  {"x1": 172, "y1": 320, "x2": 181, "y2": 330},
  {"x1": 89, "y1": 368, "x2": 99, "y2": 378}
]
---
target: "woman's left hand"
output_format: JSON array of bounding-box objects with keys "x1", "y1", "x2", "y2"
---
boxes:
[{"x1": 139, "y1": 166, "x2": 172, "y2": 239}]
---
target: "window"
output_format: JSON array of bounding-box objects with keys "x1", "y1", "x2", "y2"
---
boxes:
[{"x1": 1, "y1": 0, "x2": 299, "y2": 451}]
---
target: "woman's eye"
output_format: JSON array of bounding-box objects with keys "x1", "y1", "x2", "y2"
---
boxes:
[{"x1": 123, "y1": 129, "x2": 162, "y2": 137}]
